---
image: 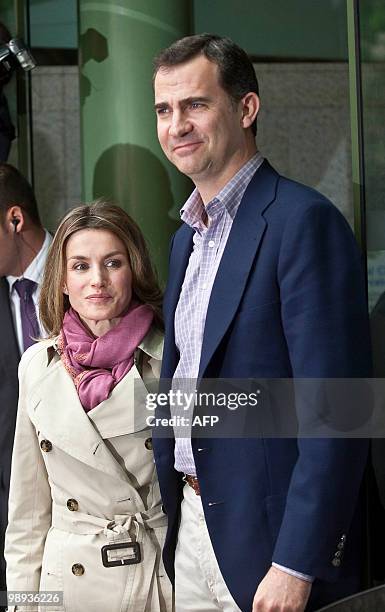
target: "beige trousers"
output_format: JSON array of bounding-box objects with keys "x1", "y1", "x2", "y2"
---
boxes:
[{"x1": 175, "y1": 484, "x2": 242, "y2": 612}]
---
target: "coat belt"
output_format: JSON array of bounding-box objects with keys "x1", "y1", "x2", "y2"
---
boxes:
[
  {"x1": 51, "y1": 502, "x2": 166, "y2": 535},
  {"x1": 51, "y1": 503, "x2": 167, "y2": 612}
]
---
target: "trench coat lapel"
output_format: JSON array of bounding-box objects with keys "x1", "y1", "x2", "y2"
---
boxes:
[
  {"x1": 198, "y1": 161, "x2": 279, "y2": 379},
  {"x1": 87, "y1": 363, "x2": 150, "y2": 438},
  {"x1": 30, "y1": 357, "x2": 132, "y2": 485}
]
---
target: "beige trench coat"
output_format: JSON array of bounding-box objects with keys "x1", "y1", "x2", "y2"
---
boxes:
[{"x1": 5, "y1": 327, "x2": 173, "y2": 612}]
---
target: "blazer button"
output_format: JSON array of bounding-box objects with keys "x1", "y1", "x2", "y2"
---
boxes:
[
  {"x1": 332, "y1": 558, "x2": 341, "y2": 567},
  {"x1": 144, "y1": 437, "x2": 153, "y2": 451},
  {"x1": 40, "y1": 439, "x2": 52, "y2": 452},
  {"x1": 67, "y1": 498, "x2": 79, "y2": 512},
  {"x1": 72, "y1": 563, "x2": 85, "y2": 576}
]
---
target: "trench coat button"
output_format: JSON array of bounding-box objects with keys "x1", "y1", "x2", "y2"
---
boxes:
[
  {"x1": 72, "y1": 563, "x2": 85, "y2": 576},
  {"x1": 144, "y1": 437, "x2": 153, "y2": 450},
  {"x1": 332, "y1": 558, "x2": 341, "y2": 567},
  {"x1": 40, "y1": 439, "x2": 52, "y2": 452},
  {"x1": 161, "y1": 504, "x2": 167, "y2": 514},
  {"x1": 67, "y1": 498, "x2": 79, "y2": 511}
]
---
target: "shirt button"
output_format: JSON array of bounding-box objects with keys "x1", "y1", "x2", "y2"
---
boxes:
[
  {"x1": 72, "y1": 563, "x2": 85, "y2": 576},
  {"x1": 67, "y1": 498, "x2": 79, "y2": 512},
  {"x1": 208, "y1": 240, "x2": 215, "y2": 247},
  {"x1": 144, "y1": 437, "x2": 153, "y2": 451},
  {"x1": 40, "y1": 439, "x2": 52, "y2": 452}
]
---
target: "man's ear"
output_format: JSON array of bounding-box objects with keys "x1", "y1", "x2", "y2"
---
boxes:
[
  {"x1": 240, "y1": 92, "x2": 260, "y2": 130},
  {"x1": 6, "y1": 206, "x2": 25, "y2": 234}
]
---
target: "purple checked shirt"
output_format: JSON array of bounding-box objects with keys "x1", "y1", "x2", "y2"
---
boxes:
[{"x1": 173, "y1": 152, "x2": 263, "y2": 476}]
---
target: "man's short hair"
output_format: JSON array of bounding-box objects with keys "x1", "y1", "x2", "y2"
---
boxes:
[
  {"x1": 0, "y1": 163, "x2": 41, "y2": 227},
  {"x1": 153, "y1": 33, "x2": 259, "y2": 136}
]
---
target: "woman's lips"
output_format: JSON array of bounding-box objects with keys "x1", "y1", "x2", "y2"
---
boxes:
[{"x1": 86, "y1": 294, "x2": 112, "y2": 302}]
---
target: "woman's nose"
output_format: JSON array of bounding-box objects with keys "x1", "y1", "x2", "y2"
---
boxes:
[{"x1": 90, "y1": 267, "x2": 106, "y2": 287}]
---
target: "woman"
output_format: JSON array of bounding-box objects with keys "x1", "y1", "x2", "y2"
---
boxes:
[{"x1": 5, "y1": 201, "x2": 172, "y2": 612}]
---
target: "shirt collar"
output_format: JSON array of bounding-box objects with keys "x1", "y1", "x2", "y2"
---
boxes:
[
  {"x1": 7, "y1": 229, "x2": 52, "y2": 293},
  {"x1": 180, "y1": 152, "x2": 264, "y2": 231}
]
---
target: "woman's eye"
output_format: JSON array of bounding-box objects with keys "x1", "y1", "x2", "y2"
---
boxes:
[
  {"x1": 106, "y1": 259, "x2": 122, "y2": 268},
  {"x1": 73, "y1": 262, "x2": 88, "y2": 271}
]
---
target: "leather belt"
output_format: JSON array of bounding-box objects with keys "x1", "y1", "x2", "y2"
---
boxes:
[{"x1": 183, "y1": 474, "x2": 200, "y2": 496}]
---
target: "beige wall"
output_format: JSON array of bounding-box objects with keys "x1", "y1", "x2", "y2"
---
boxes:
[
  {"x1": 31, "y1": 66, "x2": 81, "y2": 232},
  {"x1": 256, "y1": 62, "x2": 353, "y2": 225}
]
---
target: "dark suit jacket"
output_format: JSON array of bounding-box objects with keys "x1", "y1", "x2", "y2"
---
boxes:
[
  {"x1": 153, "y1": 161, "x2": 372, "y2": 611},
  {"x1": 0, "y1": 277, "x2": 20, "y2": 591}
]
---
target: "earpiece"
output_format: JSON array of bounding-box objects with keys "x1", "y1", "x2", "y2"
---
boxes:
[{"x1": 11, "y1": 217, "x2": 20, "y2": 232}]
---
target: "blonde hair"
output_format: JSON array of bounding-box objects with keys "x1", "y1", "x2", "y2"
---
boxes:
[{"x1": 39, "y1": 200, "x2": 163, "y2": 336}]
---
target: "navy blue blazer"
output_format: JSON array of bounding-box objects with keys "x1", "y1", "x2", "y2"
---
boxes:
[{"x1": 153, "y1": 161, "x2": 371, "y2": 611}]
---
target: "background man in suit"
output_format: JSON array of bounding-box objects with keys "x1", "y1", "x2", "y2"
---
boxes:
[
  {"x1": 152, "y1": 34, "x2": 371, "y2": 612},
  {"x1": 0, "y1": 163, "x2": 51, "y2": 606}
]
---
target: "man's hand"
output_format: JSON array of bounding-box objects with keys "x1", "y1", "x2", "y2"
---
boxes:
[{"x1": 252, "y1": 566, "x2": 312, "y2": 612}]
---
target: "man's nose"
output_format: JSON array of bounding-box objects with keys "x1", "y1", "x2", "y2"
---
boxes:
[{"x1": 169, "y1": 110, "x2": 192, "y2": 138}]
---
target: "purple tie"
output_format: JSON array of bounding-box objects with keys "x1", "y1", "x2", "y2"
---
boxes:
[{"x1": 13, "y1": 278, "x2": 40, "y2": 351}]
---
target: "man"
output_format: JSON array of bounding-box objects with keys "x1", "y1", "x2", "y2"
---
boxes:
[
  {"x1": 0, "y1": 163, "x2": 50, "y2": 604},
  {"x1": 152, "y1": 34, "x2": 371, "y2": 612}
]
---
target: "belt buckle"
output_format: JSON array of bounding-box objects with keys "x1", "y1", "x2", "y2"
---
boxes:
[{"x1": 101, "y1": 542, "x2": 141, "y2": 568}]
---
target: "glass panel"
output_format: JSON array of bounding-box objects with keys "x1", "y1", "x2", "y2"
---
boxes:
[
  {"x1": 29, "y1": 0, "x2": 77, "y2": 49},
  {"x1": 361, "y1": 1, "x2": 385, "y2": 314},
  {"x1": 28, "y1": 0, "x2": 80, "y2": 232}
]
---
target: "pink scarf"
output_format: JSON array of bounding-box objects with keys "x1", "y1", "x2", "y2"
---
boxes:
[{"x1": 58, "y1": 304, "x2": 154, "y2": 411}]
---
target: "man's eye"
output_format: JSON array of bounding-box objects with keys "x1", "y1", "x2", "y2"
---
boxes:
[
  {"x1": 191, "y1": 102, "x2": 203, "y2": 109},
  {"x1": 106, "y1": 259, "x2": 122, "y2": 268},
  {"x1": 156, "y1": 107, "x2": 169, "y2": 115}
]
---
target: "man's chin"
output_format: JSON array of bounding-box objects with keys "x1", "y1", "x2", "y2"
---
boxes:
[{"x1": 172, "y1": 158, "x2": 210, "y2": 180}]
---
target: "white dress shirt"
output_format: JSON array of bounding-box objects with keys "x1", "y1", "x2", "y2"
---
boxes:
[{"x1": 7, "y1": 230, "x2": 52, "y2": 354}]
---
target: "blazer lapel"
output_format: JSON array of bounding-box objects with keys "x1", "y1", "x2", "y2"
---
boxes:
[
  {"x1": 0, "y1": 277, "x2": 20, "y2": 369},
  {"x1": 198, "y1": 161, "x2": 279, "y2": 378},
  {"x1": 163, "y1": 225, "x2": 194, "y2": 327},
  {"x1": 161, "y1": 225, "x2": 194, "y2": 379},
  {"x1": 30, "y1": 357, "x2": 131, "y2": 484}
]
